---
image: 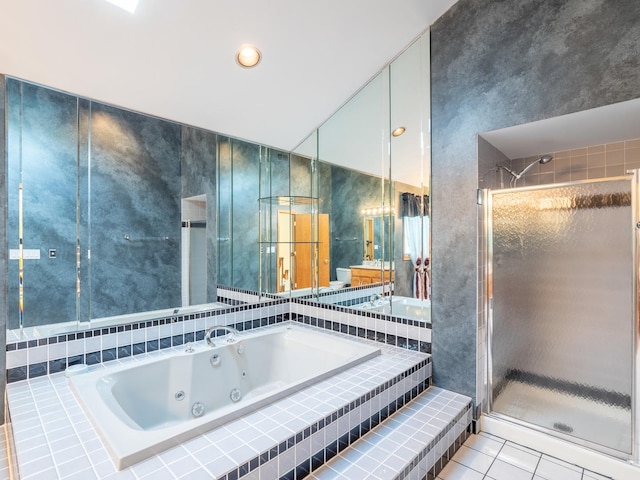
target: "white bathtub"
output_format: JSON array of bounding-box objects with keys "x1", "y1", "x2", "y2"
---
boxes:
[
  {"x1": 359, "y1": 296, "x2": 431, "y2": 321},
  {"x1": 69, "y1": 323, "x2": 380, "y2": 469}
]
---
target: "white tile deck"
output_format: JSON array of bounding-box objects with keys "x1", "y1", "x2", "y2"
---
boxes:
[{"x1": 4, "y1": 323, "x2": 431, "y2": 479}]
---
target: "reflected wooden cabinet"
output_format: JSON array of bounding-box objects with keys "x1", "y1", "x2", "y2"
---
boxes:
[{"x1": 350, "y1": 267, "x2": 394, "y2": 286}]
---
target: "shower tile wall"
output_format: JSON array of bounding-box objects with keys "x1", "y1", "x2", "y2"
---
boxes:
[
  {"x1": 513, "y1": 138, "x2": 640, "y2": 187},
  {"x1": 431, "y1": 0, "x2": 640, "y2": 404}
]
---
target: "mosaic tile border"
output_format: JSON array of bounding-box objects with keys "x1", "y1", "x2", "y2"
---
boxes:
[
  {"x1": 5, "y1": 313, "x2": 288, "y2": 383},
  {"x1": 296, "y1": 297, "x2": 431, "y2": 329},
  {"x1": 6, "y1": 295, "x2": 432, "y2": 383},
  {"x1": 293, "y1": 314, "x2": 431, "y2": 353}
]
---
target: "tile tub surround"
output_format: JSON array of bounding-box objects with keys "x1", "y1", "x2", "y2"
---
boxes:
[
  {"x1": 6, "y1": 325, "x2": 433, "y2": 479},
  {"x1": 6, "y1": 296, "x2": 432, "y2": 384}
]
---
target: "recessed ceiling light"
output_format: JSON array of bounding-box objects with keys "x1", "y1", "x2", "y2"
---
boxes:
[
  {"x1": 236, "y1": 45, "x2": 262, "y2": 68},
  {"x1": 392, "y1": 126, "x2": 406, "y2": 137},
  {"x1": 103, "y1": 0, "x2": 139, "y2": 13}
]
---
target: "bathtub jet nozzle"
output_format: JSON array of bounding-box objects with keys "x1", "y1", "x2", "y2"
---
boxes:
[
  {"x1": 191, "y1": 402, "x2": 205, "y2": 418},
  {"x1": 230, "y1": 388, "x2": 242, "y2": 403}
]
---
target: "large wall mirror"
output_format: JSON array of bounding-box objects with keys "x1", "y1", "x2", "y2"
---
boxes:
[
  {"x1": 291, "y1": 30, "x2": 431, "y2": 316},
  {"x1": 4, "y1": 30, "x2": 431, "y2": 338}
]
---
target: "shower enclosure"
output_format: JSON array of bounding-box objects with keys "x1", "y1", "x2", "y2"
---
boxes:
[{"x1": 484, "y1": 174, "x2": 638, "y2": 459}]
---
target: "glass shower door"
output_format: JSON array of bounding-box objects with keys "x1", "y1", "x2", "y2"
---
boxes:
[{"x1": 487, "y1": 177, "x2": 635, "y2": 456}]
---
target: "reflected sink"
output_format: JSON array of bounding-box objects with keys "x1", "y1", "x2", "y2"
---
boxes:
[{"x1": 351, "y1": 262, "x2": 394, "y2": 270}]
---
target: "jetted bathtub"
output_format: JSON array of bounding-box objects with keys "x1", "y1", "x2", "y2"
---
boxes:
[
  {"x1": 69, "y1": 323, "x2": 380, "y2": 469},
  {"x1": 360, "y1": 296, "x2": 431, "y2": 321}
]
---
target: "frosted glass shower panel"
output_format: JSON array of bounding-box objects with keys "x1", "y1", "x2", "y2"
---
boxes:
[{"x1": 489, "y1": 178, "x2": 633, "y2": 454}]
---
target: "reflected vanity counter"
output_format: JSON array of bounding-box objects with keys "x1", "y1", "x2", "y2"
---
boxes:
[{"x1": 350, "y1": 263, "x2": 395, "y2": 286}]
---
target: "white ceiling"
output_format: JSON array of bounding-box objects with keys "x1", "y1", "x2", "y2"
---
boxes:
[
  {"x1": 482, "y1": 98, "x2": 640, "y2": 159},
  {"x1": 0, "y1": 0, "x2": 458, "y2": 152}
]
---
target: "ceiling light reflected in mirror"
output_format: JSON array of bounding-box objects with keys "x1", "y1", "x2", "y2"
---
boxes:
[
  {"x1": 236, "y1": 45, "x2": 262, "y2": 68},
  {"x1": 392, "y1": 126, "x2": 406, "y2": 137}
]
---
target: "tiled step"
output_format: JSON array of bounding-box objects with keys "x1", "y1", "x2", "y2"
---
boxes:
[{"x1": 307, "y1": 387, "x2": 473, "y2": 480}]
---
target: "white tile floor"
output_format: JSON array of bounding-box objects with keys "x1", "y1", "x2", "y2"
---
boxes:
[
  {"x1": 439, "y1": 432, "x2": 612, "y2": 480},
  {"x1": 0, "y1": 416, "x2": 623, "y2": 480},
  {"x1": 0, "y1": 426, "x2": 10, "y2": 480}
]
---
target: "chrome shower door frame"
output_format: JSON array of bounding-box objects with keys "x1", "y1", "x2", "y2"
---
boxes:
[{"x1": 483, "y1": 173, "x2": 639, "y2": 463}]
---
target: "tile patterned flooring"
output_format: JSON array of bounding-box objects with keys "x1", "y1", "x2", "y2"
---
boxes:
[
  {"x1": 438, "y1": 432, "x2": 612, "y2": 480},
  {"x1": 0, "y1": 422, "x2": 620, "y2": 479}
]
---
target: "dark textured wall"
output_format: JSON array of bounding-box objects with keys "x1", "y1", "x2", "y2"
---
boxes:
[{"x1": 430, "y1": 0, "x2": 640, "y2": 401}]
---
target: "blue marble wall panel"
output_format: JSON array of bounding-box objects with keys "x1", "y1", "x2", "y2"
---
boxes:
[
  {"x1": 78, "y1": 98, "x2": 91, "y2": 323},
  {"x1": 0, "y1": 75, "x2": 7, "y2": 421},
  {"x1": 217, "y1": 137, "x2": 232, "y2": 285},
  {"x1": 430, "y1": 0, "x2": 640, "y2": 402},
  {"x1": 330, "y1": 165, "x2": 383, "y2": 275},
  {"x1": 268, "y1": 149, "x2": 291, "y2": 198},
  {"x1": 230, "y1": 138, "x2": 260, "y2": 291},
  {"x1": 289, "y1": 154, "x2": 312, "y2": 197},
  {"x1": 181, "y1": 126, "x2": 218, "y2": 303},
  {"x1": 88, "y1": 102, "x2": 182, "y2": 318},
  {"x1": 6, "y1": 79, "x2": 79, "y2": 329},
  {"x1": 265, "y1": 150, "x2": 292, "y2": 290}
]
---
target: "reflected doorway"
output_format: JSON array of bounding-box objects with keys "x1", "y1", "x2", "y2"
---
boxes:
[
  {"x1": 181, "y1": 195, "x2": 207, "y2": 306},
  {"x1": 276, "y1": 212, "x2": 329, "y2": 292}
]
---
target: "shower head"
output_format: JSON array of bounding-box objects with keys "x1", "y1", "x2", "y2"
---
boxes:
[{"x1": 496, "y1": 154, "x2": 553, "y2": 187}]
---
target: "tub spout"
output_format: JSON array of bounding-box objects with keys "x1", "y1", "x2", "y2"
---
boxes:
[
  {"x1": 205, "y1": 326, "x2": 240, "y2": 347},
  {"x1": 370, "y1": 294, "x2": 384, "y2": 306}
]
